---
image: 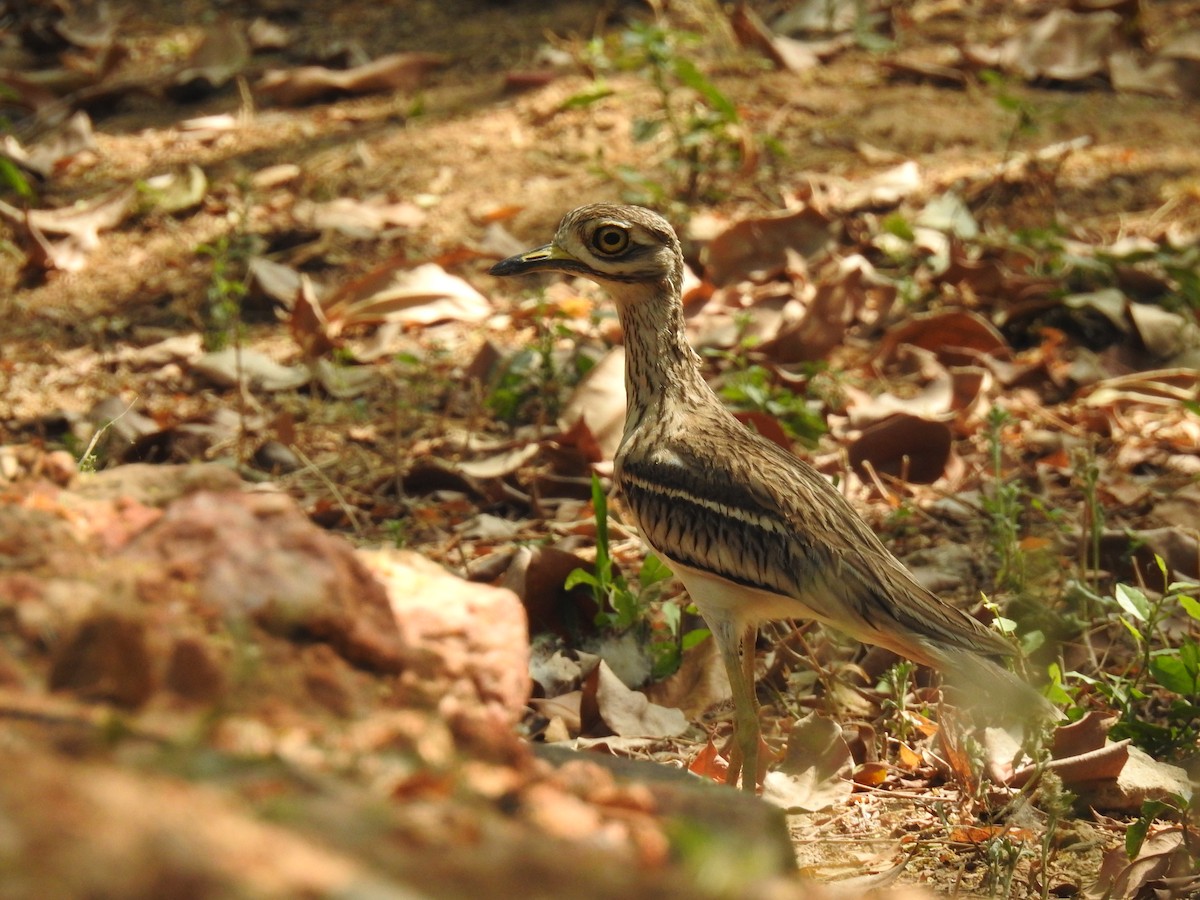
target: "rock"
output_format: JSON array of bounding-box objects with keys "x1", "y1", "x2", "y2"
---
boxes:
[
  {"x1": 1074, "y1": 744, "x2": 1194, "y2": 812},
  {"x1": 361, "y1": 548, "x2": 530, "y2": 727},
  {"x1": 47, "y1": 609, "x2": 155, "y2": 709},
  {"x1": 120, "y1": 491, "x2": 407, "y2": 674}
]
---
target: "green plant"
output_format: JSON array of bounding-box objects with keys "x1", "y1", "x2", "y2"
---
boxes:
[
  {"x1": 196, "y1": 231, "x2": 253, "y2": 351},
  {"x1": 566, "y1": 474, "x2": 708, "y2": 678},
  {"x1": 1072, "y1": 445, "x2": 1104, "y2": 595},
  {"x1": 719, "y1": 363, "x2": 828, "y2": 447},
  {"x1": 487, "y1": 299, "x2": 591, "y2": 425},
  {"x1": 877, "y1": 659, "x2": 916, "y2": 745},
  {"x1": 982, "y1": 407, "x2": 1026, "y2": 593},
  {"x1": 579, "y1": 21, "x2": 748, "y2": 203},
  {"x1": 1070, "y1": 564, "x2": 1200, "y2": 759}
]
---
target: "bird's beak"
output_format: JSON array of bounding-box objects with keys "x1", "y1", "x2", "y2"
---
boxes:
[{"x1": 489, "y1": 243, "x2": 578, "y2": 277}]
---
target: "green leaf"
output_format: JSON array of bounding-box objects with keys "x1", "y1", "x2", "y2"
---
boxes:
[
  {"x1": 1126, "y1": 799, "x2": 1169, "y2": 858},
  {"x1": 681, "y1": 627, "x2": 711, "y2": 650},
  {"x1": 1118, "y1": 616, "x2": 1144, "y2": 644},
  {"x1": 565, "y1": 568, "x2": 598, "y2": 590},
  {"x1": 1114, "y1": 583, "x2": 1150, "y2": 622},
  {"x1": 1177, "y1": 594, "x2": 1200, "y2": 621},
  {"x1": 1149, "y1": 653, "x2": 1199, "y2": 695},
  {"x1": 671, "y1": 56, "x2": 738, "y2": 122},
  {"x1": 631, "y1": 117, "x2": 664, "y2": 143},
  {"x1": 639, "y1": 553, "x2": 673, "y2": 588},
  {"x1": 559, "y1": 85, "x2": 615, "y2": 110}
]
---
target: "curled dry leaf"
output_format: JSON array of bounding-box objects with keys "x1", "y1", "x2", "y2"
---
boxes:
[
  {"x1": 642, "y1": 634, "x2": 731, "y2": 721},
  {"x1": 0, "y1": 110, "x2": 95, "y2": 178},
  {"x1": 325, "y1": 261, "x2": 491, "y2": 328},
  {"x1": 191, "y1": 348, "x2": 311, "y2": 392},
  {"x1": 993, "y1": 9, "x2": 1122, "y2": 82},
  {"x1": 295, "y1": 196, "x2": 426, "y2": 237},
  {"x1": 878, "y1": 310, "x2": 1010, "y2": 368},
  {"x1": 256, "y1": 52, "x2": 448, "y2": 105},
  {"x1": 1086, "y1": 828, "x2": 1200, "y2": 900},
  {"x1": 729, "y1": 3, "x2": 821, "y2": 73},
  {"x1": 560, "y1": 347, "x2": 626, "y2": 461},
  {"x1": 138, "y1": 165, "x2": 207, "y2": 215},
  {"x1": 168, "y1": 18, "x2": 250, "y2": 99},
  {"x1": 581, "y1": 659, "x2": 689, "y2": 740},
  {"x1": 760, "y1": 711, "x2": 853, "y2": 812},
  {"x1": 702, "y1": 206, "x2": 834, "y2": 287},
  {"x1": 847, "y1": 414, "x2": 954, "y2": 485},
  {"x1": 758, "y1": 254, "x2": 885, "y2": 364}
]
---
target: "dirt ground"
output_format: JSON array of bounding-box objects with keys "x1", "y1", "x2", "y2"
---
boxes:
[{"x1": 2, "y1": 0, "x2": 1199, "y2": 897}]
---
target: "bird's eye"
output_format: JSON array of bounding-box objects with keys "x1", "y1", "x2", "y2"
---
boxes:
[{"x1": 591, "y1": 225, "x2": 630, "y2": 255}]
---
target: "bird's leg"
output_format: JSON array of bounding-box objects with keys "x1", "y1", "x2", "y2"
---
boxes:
[{"x1": 713, "y1": 618, "x2": 762, "y2": 793}]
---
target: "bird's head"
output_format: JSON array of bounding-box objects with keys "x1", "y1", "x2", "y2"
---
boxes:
[{"x1": 490, "y1": 204, "x2": 683, "y2": 302}]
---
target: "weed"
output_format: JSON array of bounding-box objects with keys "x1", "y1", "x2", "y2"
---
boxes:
[
  {"x1": 196, "y1": 231, "x2": 254, "y2": 351},
  {"x1": 1068, "y1": 564, "x2": 1200, "y2": 759},
  {"x1": 384, "y1": 517, "x2": 409, "y2": 549},
  {"x1": 579, "y1": 20, "x2": 750, "y2": 203},
  {"x1": 487, "y1": 298, "x2": 592, "y2": 426},
  {"x1": 0, "y1": 157, "x2": 34, "y2": 199},
  {"x1": 1072, "y1": 445, "x2": 1104, "y2": 596},
  {"x1": 982, "y1": 407, "x2": 1026, "y2": 594},
  {"x1": 566, "y1": 474, "x2": 708, "y2": 679},
  {"x1": 877, "y1": 659, "x2": 916, "y2": 746},
  {"x1": 717, "y1": 362, "x2": 829, "y2": 447}
]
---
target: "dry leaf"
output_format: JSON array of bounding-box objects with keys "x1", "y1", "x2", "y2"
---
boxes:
[
  {"x1": 761, "y1": 711, "x2": 853, "y2": 811},
  {"x1": 702, "y1": 206, "x2": 834, "y2": 287},
  {"x1": 296, "y1": 196, "x2": 426, "y2": 237},
  {"x1": 585, "y1": 660, "x2": 689, "y2": 739},
  {"x1": 169, "y1": 18, "x2": 249, "y2": 99},
  {"x1": 560, "y1": 347, "x2": 626, "y2": 461},
  {"x1": 256, "y1": 52, "x2": 447, "y2": 105},
  {"x1": 848, "y1": 414, "x2": 953, "y2": 485}
]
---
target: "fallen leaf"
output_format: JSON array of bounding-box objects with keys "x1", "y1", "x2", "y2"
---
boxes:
[
  {"x1": 191, "y1": 349, "x2": 311, "y2": 392},
  {"x1": 168, "y1": 18, "x2": 250, "y2": 100},
  {"x1": 761, "y1": 711, "x2": 853, "y2": 811},
  {"x1": 256, "y1": 52, "x2": 447, "y2": 105},
  {"x1": 702, "y1": 206, "x2": 834, "y2": 287},
  {"x1": 560, "y1": 348, "x2": 626, "y2": 460},
  {"x1": 585, "y1": 659, "x2": 689, "y2": 739},
  {"x1": 848, "y1": 414, "x2": 953, "y2": 485}
]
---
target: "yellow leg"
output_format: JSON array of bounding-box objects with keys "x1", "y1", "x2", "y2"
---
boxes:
[{"x1": 713, "y1": 618, "x2": 761, "y2": 792}]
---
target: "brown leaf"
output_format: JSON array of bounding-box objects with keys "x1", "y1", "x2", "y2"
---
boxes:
[
  {"x1": 758, "y1": 254, "x2": 883, "y2": 363},
  {"x1": 168, "y1": 18, "x2": 250, "y2": 99},
  {"x1": 848, "y1": 414, "x2": 953, "y2": 485},
  {"x1": 501, "y1": 545, "x2": 600, "y2": 640},
  {"x1": 295, "y1": 196, "x2": 426, "y2": 237},
  {"x1": 761, "y1": 711, "x2": 853, "y2": 811},
  {"x1": 585, "y1": 660, "x2": 689, "y2": 739},
  {"x1": 327, "y1": 261, "x2": 491, "y2": 328},
  {"x1": 1086, "y1": 828, "x2": 1199, "y2": 899},
  {"x1": 729, "y1": 4, "x2": 820, "y2": 72},
  {"x1": 0, "y1": 183, "x2": 136, "y2": 242},
  {"x1": 997, "y1": 9, "x2": 1122, "y2": 82},
  {"x1": 702, "y1": 206, "x2": 834, "y2": 287},
  {"x1": 643, "y1": 634, "x2": 731, "y2": 721},
  {"x1": 560, "y1": 347, "x2": 626, "y2": 460},
  {"x1": 256, "y1": 52, "x2": 447, "y2": 105},
  {"x1": 878, "y1": 310, "x2": 1010, "y2": 368}
]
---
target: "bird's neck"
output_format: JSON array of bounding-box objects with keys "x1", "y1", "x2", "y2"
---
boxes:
[{"x1": 612, "y1": 280, "x2": 712, "y2": 442}]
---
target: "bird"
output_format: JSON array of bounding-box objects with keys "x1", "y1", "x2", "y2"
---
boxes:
[{"x1": 490, "y1": 203, "x2": 1050, "y2": 792}]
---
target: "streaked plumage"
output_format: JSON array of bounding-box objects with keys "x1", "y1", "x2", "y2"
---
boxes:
[{"x1": 491, "y1": 204, "x2": 1049, "y2": 791}]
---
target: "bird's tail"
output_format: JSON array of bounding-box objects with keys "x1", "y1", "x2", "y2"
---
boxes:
[{"x1": 920, "y1": 640, "x2": 1061, "y2": 723}]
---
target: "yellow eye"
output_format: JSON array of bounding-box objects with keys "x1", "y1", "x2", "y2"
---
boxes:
[{"x1": 591, "y1": 225, "x2": 630, "y2": 255}]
